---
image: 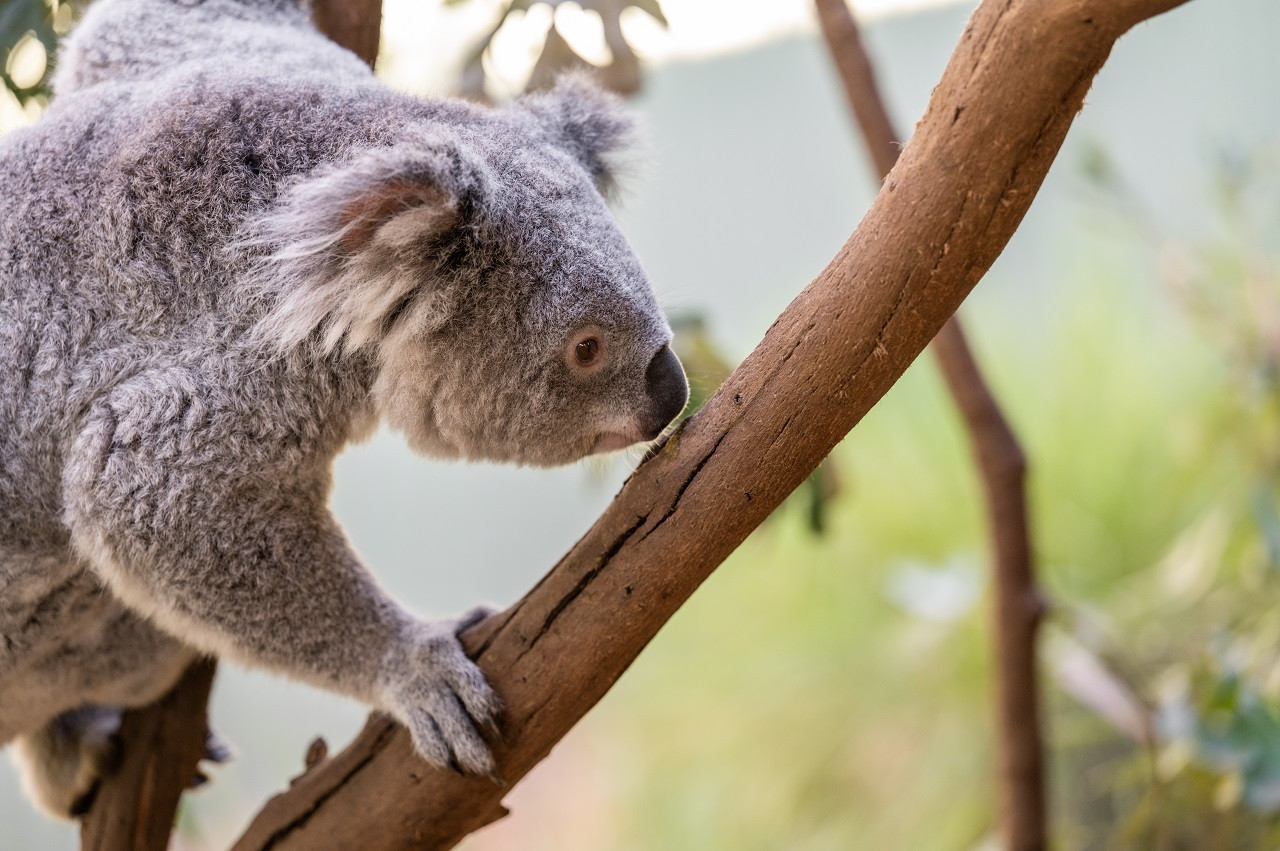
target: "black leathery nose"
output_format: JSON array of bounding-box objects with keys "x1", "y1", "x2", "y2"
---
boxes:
[{"x1": 642, "y1": 344, "x2": 689, "y2": 440}]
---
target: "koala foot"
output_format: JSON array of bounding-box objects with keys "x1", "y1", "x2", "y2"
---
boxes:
[
  {"x1": 380, "y1": 608, "x2": 503, "y2": 780},
  {"x1": 11, "y1": 705, "x2": 123, "y2": 819}
]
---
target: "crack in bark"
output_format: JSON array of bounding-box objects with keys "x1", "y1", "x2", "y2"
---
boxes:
[
  {"x1": 779, "y1": 320, "x2": 817, "y2": 365},
  {"x1": 968, "y1": 0, "x2": 1015, "y2": 75},
  {"x1": 835, "y1": 272, "x2": 914, "y2": 398},
  {"x1": 929, "y1": 193, "x2": 969, "y2": 280},
  {"x1": 522, "y1": 691, "x2": 555, "y2": 726},
  {"x1": 766, "y1": 414, "x2": 795, "y2": 452},
  {"x1": 637, "y1": 430, "x2": 728, "y2": 545},
  {"x1": 522, "y1": 512, "x2": 649, "y2": 654},
  {"x1": 472, "y1": 598, "x2": 527, "y2": 658},
  {"x1": 993, "y1": 46, "x2": 1101, "y2": 240}
]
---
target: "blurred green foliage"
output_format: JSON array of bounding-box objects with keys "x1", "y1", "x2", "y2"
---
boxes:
[
  {"x1": 0, "y1": 0, "x2": 85, "y2": 107},
  {"x1": 1051, "y1": 145, "x2": 1280, "y2": 849}
]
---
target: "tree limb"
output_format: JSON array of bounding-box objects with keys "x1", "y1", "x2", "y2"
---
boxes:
[
  {"x1": 234, "y1": 0, "x2": 1192, "y2": 846},
  {"x1": 812, "y1": 0, "x2": 1047, "y2": 847},
  {"x1": 79, "y1": 659, "x2": 217, "y2": 851}
]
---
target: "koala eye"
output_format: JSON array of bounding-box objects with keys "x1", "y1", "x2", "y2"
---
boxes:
[
  {"x1": 575, "y1": 337, "x2": 600, "y2": 365},
  {"x1": 566, "y1": 327, "x2": 608, "y2": 375}
]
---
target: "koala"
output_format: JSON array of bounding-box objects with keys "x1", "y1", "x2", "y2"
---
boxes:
[{"x1": 0, "y1": 0, "x2": 688, "y2": 819}]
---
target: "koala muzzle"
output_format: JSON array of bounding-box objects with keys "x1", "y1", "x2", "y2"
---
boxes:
[{"x1": 641, "y1": 344, "x2": 689, "y2": 440}]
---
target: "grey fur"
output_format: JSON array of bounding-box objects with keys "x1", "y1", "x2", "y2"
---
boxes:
[{"x1": 0, "y1": 0, "x2": 686, "y2": 818}]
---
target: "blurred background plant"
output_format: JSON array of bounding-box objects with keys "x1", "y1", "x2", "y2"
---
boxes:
[
  {"x1": 2, "y1": 0, "x2": 1280, "y2": 848},
  {"x1": 1043, "y1": 146, "x2": 1280, "y2": 849},
  {"x1": 1, "y1": 0, "x2": 84, "y2": 111},
  {"x1": 449, "y1": 0, "x2": 667, "y2": 99}
]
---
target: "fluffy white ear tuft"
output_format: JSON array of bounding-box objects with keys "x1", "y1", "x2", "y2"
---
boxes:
[
  {"x1": 516, "y1": 72, "x2": 636, "y2": 196},
  {"x1": 237, "y1": 143, "x2": 475, "y2": 356}
]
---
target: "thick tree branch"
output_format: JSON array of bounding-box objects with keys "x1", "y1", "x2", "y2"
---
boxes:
[
  {"x1": 79, "y1": 660, "x2": 217, "y2": 851},
  {"x1": 234, "y1": 0, "x2": 1191, "y2": 847},
  {"x1": 813, "y1": 0, "x2": 1047, "y2": 847}
]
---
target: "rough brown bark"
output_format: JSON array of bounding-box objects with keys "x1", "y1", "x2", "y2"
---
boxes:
[
  {"x1": 79, "y1": 659, "x2": 217, "y2": 851},
  {"x1": 812, "y1": 0, "x2": 1047, "y2": 847},
  {"x1": 313, "y1": 0, "x2": 382, "y2": 68},
  {"x1": 234, "y1": 0, "x2": 1190, "y2": 847}
]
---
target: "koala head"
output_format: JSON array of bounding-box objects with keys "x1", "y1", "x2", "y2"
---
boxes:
[{"x1": 246, "y1": 77, "x2": 688, "y2": 466}]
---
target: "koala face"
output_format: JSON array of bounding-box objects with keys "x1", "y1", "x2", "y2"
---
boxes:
[
  {"x1": 247, "y1": 77, "x2": 688, "y2": 467},
  {"x1": 370, "y1": 136, "x2": 687, "y2": 466}
]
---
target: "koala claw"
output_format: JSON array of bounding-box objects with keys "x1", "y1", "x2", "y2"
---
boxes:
[
  {"x1": 204, "y1": 729, "x2": 236, "y2": 764},
  {"x1": 450, "y1": 604, "x2": 500, "y2": 636},
  {"x1": 187, "y1": 729, "x2": 236, "y2": 789},
  {"x1": 383, "y1": 621, "x2": 502, "y2": 779}
]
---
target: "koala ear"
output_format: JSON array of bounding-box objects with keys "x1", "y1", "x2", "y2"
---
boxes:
[
  {"x1": 517, "y1": 73, "x2": 636, "y2": 196},
  {"x1": 240, "y1": 142, "x2": 481, "y2": 355},
  {"x1": 335, "y1": 178, "x2": 458, "y2": 257}
]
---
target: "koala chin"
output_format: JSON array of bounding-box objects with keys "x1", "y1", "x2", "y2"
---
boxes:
[{"x1": 0, "y1": 0, "x2": 687, "y2": 819}]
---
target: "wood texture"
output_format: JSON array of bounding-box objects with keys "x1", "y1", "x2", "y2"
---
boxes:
[
  {"x1": 235, "y1": 0, "x2": 1193, "y2": 847},
  {"x1": 812, "y1": 0, "x2": 1047, "y2": 846}
]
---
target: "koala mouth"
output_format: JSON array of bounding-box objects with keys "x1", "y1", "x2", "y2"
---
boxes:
[{"x1": 591, "y1": 431, "x2": 644, "y2": 454}]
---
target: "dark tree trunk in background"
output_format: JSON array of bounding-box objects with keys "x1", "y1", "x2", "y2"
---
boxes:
[
  {"x1": 234, "y1": 0, "x2": 1191, "y2": 847},
  {"x1": 313, "y1": 0, "x2": 382, "y2": 68},
  {"x1": 812, "y1": 0, "x2": 1048, "y2": 847},
  {"x1": 932, "y1": 323, "x2": 1046, "y2": 850}
]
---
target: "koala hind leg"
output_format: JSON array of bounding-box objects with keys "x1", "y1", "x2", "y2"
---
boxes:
[{"x1": 11, "y1": 705, "x2": 123, "y2": 819}]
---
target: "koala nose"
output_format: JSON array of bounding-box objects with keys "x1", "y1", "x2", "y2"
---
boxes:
[{"x1": 641, "y1": 344, "x2": 689, "y2": 440}]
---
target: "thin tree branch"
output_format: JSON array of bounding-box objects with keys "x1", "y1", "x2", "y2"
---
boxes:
[
  {"x1": 79, "y1": 659, "x2": 217, "y2": 851},
  {"x1": 933, "y1": 324, "x2": 1046, "y2": 849},
  {"x1": 812, "y1": 0, "x2": 1047, "y2": 847},
  {"x1": 813, "y1": 0, "x2": 899, "y2": 179},
  {"x1": 234, "y1": 0, "x2": 1190, "y2": 847},
  {"x1": 313, "y1": 0, "x2": 382, "y2": 68}
]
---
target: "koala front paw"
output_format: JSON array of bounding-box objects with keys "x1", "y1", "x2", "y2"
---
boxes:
[{"x1": 381, "y1": 617, "x2": 502, "y2": 779}]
